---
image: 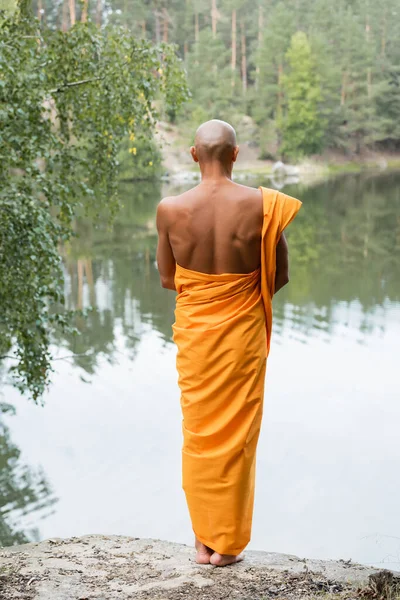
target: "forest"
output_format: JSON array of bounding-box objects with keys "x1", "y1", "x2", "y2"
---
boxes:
[
  {"x1": 30, "y1": 0, "x2": 400, "y2": 159},
  {"x1": 1, "y1": 0, "x2": 400, "y2": 401}
]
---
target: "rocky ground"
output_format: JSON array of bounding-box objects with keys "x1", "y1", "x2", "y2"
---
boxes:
[{"x1": 1, "y1": 535, "x2": 399, "y2": 600}]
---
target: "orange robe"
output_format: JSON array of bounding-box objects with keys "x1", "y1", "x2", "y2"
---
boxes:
[{"x1": 173, "y1": 187, "x2": 302, "y2": 555}]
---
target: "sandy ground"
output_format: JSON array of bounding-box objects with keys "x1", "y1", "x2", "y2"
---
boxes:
[{"x1": 1, "y1": 535, "x2": 399, "y2": 600}]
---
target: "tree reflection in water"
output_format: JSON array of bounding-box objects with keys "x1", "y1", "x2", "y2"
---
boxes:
[
  {"x1": 0, "y1": 402, "x2": 57, "y2": 547},
  {"x1": 55, "y1": 172, "x2": 400, "y2": 376}
]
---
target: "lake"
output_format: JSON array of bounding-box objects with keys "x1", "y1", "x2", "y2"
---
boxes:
[{"x1": 1, "y1": 172, "x2": 400, "y2": 570}]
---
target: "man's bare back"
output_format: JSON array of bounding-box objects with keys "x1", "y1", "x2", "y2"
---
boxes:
[
  {"x1": 158, "y1": 180, "x2": 263, "y2": 275},
  {"x1": 157, "y1": 119, "x2": 289, "y2": 295}
]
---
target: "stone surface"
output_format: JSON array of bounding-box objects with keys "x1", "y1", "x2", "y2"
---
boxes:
[{"x1": 0, "y1": 535, "x2": 397, "y2": 600}]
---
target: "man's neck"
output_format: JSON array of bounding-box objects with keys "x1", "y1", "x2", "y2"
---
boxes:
[{"x1": 199, "y1": 161, "x2": 233, "y2": 182}]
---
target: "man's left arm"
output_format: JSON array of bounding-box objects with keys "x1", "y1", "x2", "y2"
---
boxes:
[
  {"x1": 156, "y1": 201, "x2": 176, "y2": 291},
  {"x1": 274, "y1": 233, "x2": 289, "y2": 294}
]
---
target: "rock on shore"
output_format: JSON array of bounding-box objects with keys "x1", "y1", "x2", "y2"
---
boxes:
[{"x1": 0, "y1": 535, "x2": 398, "y2": 600}]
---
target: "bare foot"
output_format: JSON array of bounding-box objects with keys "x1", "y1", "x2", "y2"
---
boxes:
[
  {"x1": 195, "y1": 537, "x2": 213, "y2": 565},
  {"x1": 210, "y1": 552, "x2": 244, "y2": 567}
]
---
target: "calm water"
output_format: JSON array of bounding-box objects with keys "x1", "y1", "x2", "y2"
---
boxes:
[{"x1": 1, "y1": 173, "x2": 400, "y2": 569}]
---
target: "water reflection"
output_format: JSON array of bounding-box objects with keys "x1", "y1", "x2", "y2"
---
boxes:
[
  {"x1": 58, "y1": 172, "x2": 400, "y2": 374},
  {"x1": 0, "y1": 403, "x2": 57, "y2": 546},
  {"x1": 274, "y1": 173, "x2": 400, "y2": 345},
  {"x1": 56, "y1": 180, "x2": 173, "y2": 375}
]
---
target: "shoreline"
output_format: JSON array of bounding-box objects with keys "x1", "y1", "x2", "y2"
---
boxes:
[
  {"x1": 1, "y1": 535, "x2": 399, "y2": 599},
  {"x1": 127, "y1": 156, "x2": 400, "y2": 188},
  {"x1": 157, "y1": 123, "x2": 400, "y2": 187}
]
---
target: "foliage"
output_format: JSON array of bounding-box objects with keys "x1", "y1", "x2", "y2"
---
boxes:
[
  {"x1": 91, "y1": 0, "x2": 400, "y2": 156},
  {"x1": 117, "y1": 135, "x2": 163, "y2": 180},
  {"x1": 0, "y1": 2, "x2": 188, "y2": 400},
  {"x1": 372, "y1": 67, "x2": 400, "y2": 149},
  {"x1": 0, "y1": 0, "x2": 17, "y2": 15},
  {"x1": 280, "y1": 32, "x2": 324, "y2": 159},
  {"x1": 185, "y1": 30, "x2": 233, "y2": 121}
]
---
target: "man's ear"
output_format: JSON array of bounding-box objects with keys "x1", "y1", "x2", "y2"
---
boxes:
[
  {"x1": 233, "y1": 145, "x2": 239, "y2": 162},
  {"x1": 190, "y1": 146, "x2": 199, "y2": 163}
]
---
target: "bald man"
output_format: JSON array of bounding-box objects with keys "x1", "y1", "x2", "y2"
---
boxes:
[{"x1": 156, "y1": 119, "x2": 301, "y2": 566}]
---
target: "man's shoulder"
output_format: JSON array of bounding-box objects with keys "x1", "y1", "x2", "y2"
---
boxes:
[
  {"x1": 157, "y1": 189, "x2": 195, "y2": 227},
  {"x1": 158, "y1": 186, "x2": 199, "y2": 211},
  {"x1": 156, "y1": 196, "x2": 178, "y2": 229},
  {"x1": 158, "y1": 195, "x2": 177, "y2": 210},
  {"x1": 233, "y1": 181, "x2": 262, "y2": 196},
  {"x1": 157, "y1": 194, "x2": 181, "y2": 215},
  {"x1": 233, "y1": 182, "x2": 263, "y2": 208}
]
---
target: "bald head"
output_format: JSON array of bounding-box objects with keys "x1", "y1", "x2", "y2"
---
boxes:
[{"x1": 192, "y1": 119, "x2": 238, "y2": 166}]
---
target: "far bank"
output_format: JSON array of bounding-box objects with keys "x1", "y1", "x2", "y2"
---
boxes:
[{"x1": 123, "y1": 121, "x2": 400, "y2": 186}]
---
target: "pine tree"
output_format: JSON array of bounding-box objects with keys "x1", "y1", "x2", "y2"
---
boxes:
[
  {"x1": 281, "y1": 31, "x2": 324, "y2": 159},
  {"x1": 372, "y1": 67, "x2": 400, "y2": 149}
]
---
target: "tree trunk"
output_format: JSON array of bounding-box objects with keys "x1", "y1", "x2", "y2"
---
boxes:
[
  {"x1": 295, "y1": 0, "x2": 300, "y2": 28},
  {"x1": 81, "y1": 0, "x2": 88, "y2": 23},
  {"x1": 69, "y1": 0, "x2": 76, "y2": 26},
  {"x1": 241, "y1": 20, "x2": 247, "y2": 95},
  {"x1": 84, "y1": 259, "x2": 96, "y2": 306},
  {"x1": 277, "y1": 62, "x2": 283, "y2": 118},
  {"x1": 61, "y1": 0, "x2": 68, "y2": 31},
  {"x1": 211, "y1": 0, "x2": 217, "y2": 39},
  {"x1": 145, "y1": 248, "x2": 150, "y2": 278},
  {"x1": 184, "y1": 41, "x2": 188, "y2": 62},
  {"x1": 365, "y1": 10, "x2": 371, "y2": 98},
  {"x1": 255, "y1": 4, "x2": 263, "y2": 90},
  {"x1": 367, "y1": 67, "x2": 372, "y2": 99},
  {"x1": 37, "y1": 0, "x2": 43, "y2": 21},
  {"x1": 194, "y1": 11, "x2": 199, "y2": 42},
  {"x1": 77, "y1": 259, "x2": 84, "y2": 311},
  {"x1": 154, "y1": 10, "x2": 161, "y2": 44},
  {"x1": 142, "y1": 20, "x2": 146, "y2": 37},
  {"x1": 163, "y1": 8, "x2": 169, "y2": 43},
  {"x1": 231, "y1": 9, "x2": 236, "y2": 88},
  {"x1": 96, "y1": 0, "x2": 102, "y2": 27},
  {"x1": 340, "y1": 71, "x2": 347, "y2": 106},
  {"x1": 381, "y1": 8, "x2": 387, "y2": 57}
]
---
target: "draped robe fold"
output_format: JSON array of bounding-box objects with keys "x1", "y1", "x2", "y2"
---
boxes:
[{"x1": 172, "y1": 187, "x2": 302, "y2": 555}]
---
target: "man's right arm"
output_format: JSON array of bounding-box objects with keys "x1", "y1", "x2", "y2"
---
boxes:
[
  {"x1": 274, "y1": 233, "x2": 289, "y2": 294},
  {"x1": 156, "y1": 200, "x2": 176, "y2": 291}
]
